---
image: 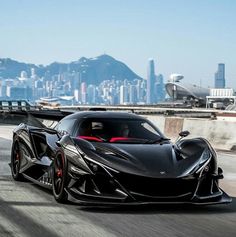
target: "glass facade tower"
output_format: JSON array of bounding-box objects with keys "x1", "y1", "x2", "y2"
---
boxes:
[
  {"x1": 214, "y1": 63, "x2": 225, "y2": 88},
  {"x1": 146, "y1": 59, "x2": 156, "y2": 104}
]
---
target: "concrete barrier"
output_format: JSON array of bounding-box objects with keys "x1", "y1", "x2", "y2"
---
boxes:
[
  {"x1": 145, "y1": 115, "x2": 166, "y2": 133},
  {"x1": 146, "y1": 115, "x2": 236, "y2": 151},
  {"x1": 164, "y1": 117, "x2": 184, "y2": 140},
  {"x1": 183, "y1": 118, "x2": 236, "y2": 151},
  {"x1": 146, "y1": 115, "x2": 184, "y2": 140}
]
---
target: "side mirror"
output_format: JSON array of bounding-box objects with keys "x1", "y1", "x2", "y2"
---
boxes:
[
  {"x1": 179, "y1": 130, "x2": 190, "y2": 138},
  {"x1": 58, "y1": 130, "x2": 68, "y2": 137},
  {"x1": 56, "y1": 134, "x2": 70, "y2": 148}
]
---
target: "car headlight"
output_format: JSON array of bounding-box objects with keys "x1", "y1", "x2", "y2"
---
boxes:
[
  {"x1": 195, "y1": 148, "x2": 212, "y2": 174},
  {"x1": 84, "y1": 156, "x2": 119, "y2": 175}
]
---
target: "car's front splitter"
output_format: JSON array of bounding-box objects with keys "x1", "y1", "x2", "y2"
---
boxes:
[{"x1": 65, "y1": 189, "x2": 232, "y2": 206}]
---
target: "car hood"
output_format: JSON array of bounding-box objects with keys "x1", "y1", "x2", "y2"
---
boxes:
[{"x1": 85, "y1": 142, "x2": 207, "y2": 178}]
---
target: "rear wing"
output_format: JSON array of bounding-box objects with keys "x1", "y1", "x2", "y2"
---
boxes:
[{"x1": 0, "y1": 110, "x2": 73, "y2": 128}]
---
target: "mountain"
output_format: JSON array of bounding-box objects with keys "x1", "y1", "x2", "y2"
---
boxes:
[
  {"x1": 0, "y1": 54, "x2": 142, "y2": 85},
  {"x1": 0, "y1": 58, "x2": 36, "y2": 79}
]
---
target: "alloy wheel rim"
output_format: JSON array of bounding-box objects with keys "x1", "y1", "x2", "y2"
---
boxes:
[
  {"x1": 13, "y1": 143, "x2": 20, "y2": 175},
  {"x1": 54, "y1": 155, "x2": 64, "y2": 195}
]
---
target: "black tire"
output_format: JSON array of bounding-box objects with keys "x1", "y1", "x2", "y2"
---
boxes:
[
  {"x1": 52, "y1": 151, "x2": 68, "y2": 203},
  {"x1": 11, "y1": 139, "x2": 25, "y2": 181}
]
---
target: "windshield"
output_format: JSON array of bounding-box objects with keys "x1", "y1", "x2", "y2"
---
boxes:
[{"x1": 76, "y1": 118, "x2": 166, "y2": 144}]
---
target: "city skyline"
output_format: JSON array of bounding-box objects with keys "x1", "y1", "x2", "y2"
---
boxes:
[
  {"x1": 0, "y1": 56, "x2": 231, "y2": 108},
  {"x1": 1, "y1": 0, "x2": 236, "y2": 88}
]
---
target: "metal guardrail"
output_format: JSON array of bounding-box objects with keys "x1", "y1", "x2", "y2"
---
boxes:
[
  {"x1": 1, "y1": 100, "x2": 236, "y2": 119},
  {"x1": 0, "y1": 100, "x2": 35, "y2": 111}
]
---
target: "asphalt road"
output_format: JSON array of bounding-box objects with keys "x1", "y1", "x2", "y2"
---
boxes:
[{"x1": 0, "y1": 125, "x2": 236, "y2": 237}]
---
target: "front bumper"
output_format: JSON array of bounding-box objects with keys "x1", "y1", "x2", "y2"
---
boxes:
[
  {"x1": 67, "y1": 161, "x2": 232, "y2": 206},
  {"x1": 66, "y1": 189, "x2": 232, "y2": 206}
]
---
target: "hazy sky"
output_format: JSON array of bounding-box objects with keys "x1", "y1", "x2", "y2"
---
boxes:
[{"x1": 1, "y1": 0, "x2": 236, "y2": 88}]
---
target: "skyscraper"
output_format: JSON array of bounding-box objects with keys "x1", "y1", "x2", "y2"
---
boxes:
[
  {"x1": 87, "y1": 84, "x2": 96, "y2": 104},
  {"x1": 81, "y1": 82, "x2": 87, "y2": 104},
  {"x1": 120, "y1": 85, "x2": 128, "y2": 104},
  {"x1": 155, "y1": 74, "x2": 165, "y2": 102},
  {"x1": 214, "y1": 63, "x2": 225, "y2": 88},
  {"x1": 129, "y1": 84, "x2": 137, "y2": 104},
  {"x1": 146, "y1": 59, "x2": 156, "y2": 104}
]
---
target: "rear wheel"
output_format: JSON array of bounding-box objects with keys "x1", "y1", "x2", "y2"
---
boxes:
[
  {"x1": 52, "y1": 151, "x2": 68, "y2": 203},
  {"x1": 11, "y1": 139, "x2": 25, "y2": 181}
]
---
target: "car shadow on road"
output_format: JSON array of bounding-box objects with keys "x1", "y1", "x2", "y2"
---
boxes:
[
  {"x1": 79, "y1": 197, "x2": 236, "y2": 215},
  {"x1": 7, "y1": 176, "x2": 236, "y2": 215},
  {"x1": 3, "y1": 174, "x2": 236, "y2": 215}
]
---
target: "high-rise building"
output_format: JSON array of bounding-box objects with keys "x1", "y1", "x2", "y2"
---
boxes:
[
  {"x1": 215, "y1": 63, "x2": 225, "y2": 88},
  {"x1": 7, "y1": 86, "x2": 32, "y2": 100},
  {"x1": 87, "y1": 84, "x2": 96, "y2": 104},
  {"x1": 120, "y1": 85, "x2": 128, "y2": 104},
  {"x1": 74, "y1": 89, "x2": 80, "y2": 103},
  {"x1": 81, "y1": 82, "x2": 87, "y2": 104},
  {"x1": 146, "y1": 59, "x2": 156, "y2": 104},
  {"x1": 129, "y1": 84, "x2": 137, "y2": 104},
  {"x1": 155, "y1": 74, "x2": 165, "y2": 102},
  {"x1": 0, "y1": 80, "x2": 7, "y2": 98}
]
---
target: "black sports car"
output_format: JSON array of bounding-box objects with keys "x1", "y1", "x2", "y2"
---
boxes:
[{"x1": 11, "y1": 111, "x2": 231, "y2": 205}]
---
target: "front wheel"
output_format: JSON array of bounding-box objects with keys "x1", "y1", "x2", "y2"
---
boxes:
[
  {"x1": 52, "y1": 151, "x2": 68, "y2": 203},
  {"x1": 11, "y1": 139, "x2": 25, "y2": 181}
]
